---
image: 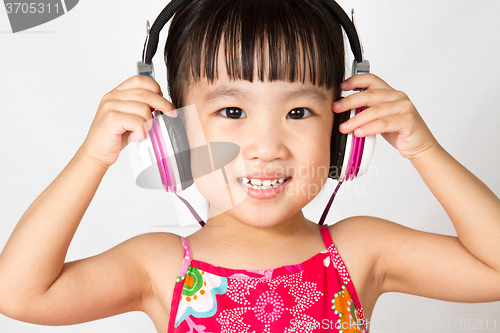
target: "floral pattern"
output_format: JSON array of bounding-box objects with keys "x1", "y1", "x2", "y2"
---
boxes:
[
  {"x1": 169, "y1": 226, "x2": 369, "y2": 333},
  {"x1": 216, "y1": 271, "x2": 323, "y2": 332},
  {"x1": 175, "y1": 267, "x2": 228, "y2": 327},
  {"x1": 332, "y1": 285, "x2": 366, "y2": 333}
]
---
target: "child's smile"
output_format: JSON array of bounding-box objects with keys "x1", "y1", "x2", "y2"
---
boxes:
[{"x1": 237, "y1": 175, "x2": 292, "y2": 200}]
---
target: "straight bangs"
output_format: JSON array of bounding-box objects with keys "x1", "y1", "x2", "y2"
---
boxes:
[{"x1": 165, "y1": 0, "x2": 345, "y2": 108}]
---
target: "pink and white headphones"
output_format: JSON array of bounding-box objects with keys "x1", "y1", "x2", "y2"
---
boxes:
[{"x1": 133, "y1": 0, "x2": 376, "y2": 226}]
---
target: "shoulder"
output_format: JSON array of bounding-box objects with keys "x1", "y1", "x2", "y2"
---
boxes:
[
  {"x1": 131, "y1": 231, "x2": 184, "y2": 279},
  {"x1": 326, "y1": 215, "x2": 444, "y2": 294},
  {"x1": 129, "y1": 232, "x2": 185, "y2": 312},
  {"x1": 328, "y1": 215, "x2": 398, "y2": 245},
  {"x1": 326, "y1": 216, "x2": 434, "y2": 326},
  {"x1": 327, "y1": 215, "x2": 386, "y2": 273},
  {"x1": 327, "y1": 215, "x2": 407, "y2": 257},
  {"x1": 327, "y1": 215, "x2": 413, "y2": 273},
  {"x1": 327, "y1": 215, "x2": 388, "y2": 255},
  {"x1": 131, "y1": 231, "x2": 184, "y2": 258},
  {"x1": 326, "y1": 216, "x2": 399, "y2": 315}
]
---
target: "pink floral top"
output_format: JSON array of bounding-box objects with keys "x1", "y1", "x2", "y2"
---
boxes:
[{"x1": 167, "y1": 225, "x2": 369, "y2": 333}]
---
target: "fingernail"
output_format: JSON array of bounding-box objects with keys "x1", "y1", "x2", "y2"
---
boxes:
[
  {"x1": 333, "y1": 101, "x2": 341, "y2": 109},
  {"x1": 340, "y1": 122, "x2": 349, "y2": 130},
  {"x1": 130, "y1": 130, "x2": 142, "y2": 142},
  {"x1": 355, "y1": 128, "x2": 364, "y2": 136},
  {"x1": 341, "y1": 81, "x2": 348, "y2": 89}
]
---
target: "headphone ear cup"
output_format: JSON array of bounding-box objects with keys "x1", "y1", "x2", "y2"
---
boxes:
[
  {"x1": 161, "y1": 114, "x2": 194, "y2": 191},
  {"x1": 329, "y1": 110, "x2": 350, "y2": 180}
]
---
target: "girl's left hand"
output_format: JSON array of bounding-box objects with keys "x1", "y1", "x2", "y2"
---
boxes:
[{"x1": 332, "y1": 73, "x2": 439, "y2": 161}]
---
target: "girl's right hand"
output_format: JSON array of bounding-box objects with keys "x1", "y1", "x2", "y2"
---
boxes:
[{"x1": 80, "y1": 75, "x2": 178, "y2": 169}]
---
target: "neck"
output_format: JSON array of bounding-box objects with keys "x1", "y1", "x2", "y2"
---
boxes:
[{"x1": 200, "y1": 209, "x2": 315, "y2": 245}]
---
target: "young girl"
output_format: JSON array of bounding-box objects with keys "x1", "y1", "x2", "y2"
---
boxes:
[{"x1": 1, "y1": 0, "x2": 499, "y2": 332}]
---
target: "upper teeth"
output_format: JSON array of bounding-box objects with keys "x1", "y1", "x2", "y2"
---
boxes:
[{"x1": 241, "y1": 177, "x2": 287, "y2": 186}]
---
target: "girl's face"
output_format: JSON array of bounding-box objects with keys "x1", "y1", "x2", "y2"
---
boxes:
[{"x1": 183, "y1": 53, "x2": 335, "y2": 228}]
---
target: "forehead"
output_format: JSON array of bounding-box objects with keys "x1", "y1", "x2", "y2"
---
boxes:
[
  {"x1": 186, "y1": 42, "x2": 335, "y2": 102},
  {"x1": 201, "y1": 81, "x2": 330, "y2": 105}
]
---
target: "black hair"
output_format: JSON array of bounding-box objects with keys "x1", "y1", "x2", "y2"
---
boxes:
[{"x1": 164, "y1": 0, "x2": 346, "y2": 109}]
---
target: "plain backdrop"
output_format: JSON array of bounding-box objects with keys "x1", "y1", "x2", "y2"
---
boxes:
[{"x1": 1, "y1": 0, "x2": 499, "y2": 332}]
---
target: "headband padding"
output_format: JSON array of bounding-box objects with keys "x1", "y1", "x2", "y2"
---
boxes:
[
  {"x1": 329, "y1": 110, "x2": 350, "y2": 179},
  {"x1": 161, "y1": 114, "x2": 194, "y2": 190}
]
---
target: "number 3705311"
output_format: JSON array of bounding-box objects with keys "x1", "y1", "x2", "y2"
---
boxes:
[
  {"x1": 5, "y1": 2, "x2": 60, "y2": 14},
  {"x1": 444, "y1": 319, "x2": 497, "y2": 330}
]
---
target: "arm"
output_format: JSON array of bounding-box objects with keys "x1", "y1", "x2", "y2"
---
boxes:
[
  {"x1": 0, "y1": 149, "x2": 108, "y2": 308},
  {"x1": 0, "y1": 148, "x2": 156, "y2": 321},
  {"x1": 351, "y1": 216, "x2": 500, "y2": 303},
  {"x1": 377, "y1": 144, "x2": 500, "y2": 301},
  {"x1": 0, "y1": 75, "x2": 178, "y2": 323},
  {"x1": 332, "y1": 74, "x2": 500, "y2": 301},
  {"x1": 410, "y1": 143, "x2": 500, "y2": 272}
]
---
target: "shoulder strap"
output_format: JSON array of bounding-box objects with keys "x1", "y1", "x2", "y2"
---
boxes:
[
  {"x1": 319, "y1": 224, "x2": 333, "y2": 248},
  {"x1": 177, "y1": 237, "x2": 192, "y2": 277}
]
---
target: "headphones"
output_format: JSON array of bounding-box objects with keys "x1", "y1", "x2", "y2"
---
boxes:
[{"x1": 134, "y1": 0, "x2": 375, "y2": 226}]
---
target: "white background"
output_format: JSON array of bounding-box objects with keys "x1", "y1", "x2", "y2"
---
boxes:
[{"x1": 1, "y1": 0, "x2": 499, "y2": 332}]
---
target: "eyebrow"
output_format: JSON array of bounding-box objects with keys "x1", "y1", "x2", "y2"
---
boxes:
[{"x1": 203, "y1": 83, "x2": 329, "y2": 105}]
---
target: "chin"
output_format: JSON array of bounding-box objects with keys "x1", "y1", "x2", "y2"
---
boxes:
[{"x1": 220, "y1": 204, "x2": 301, "y2": 229}]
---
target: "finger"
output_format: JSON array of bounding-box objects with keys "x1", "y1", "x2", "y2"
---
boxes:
[
  {"x1": 332, "y1": 89, "x2": 407, "y2": 113},
  {"x1": 338, "y1": 100, "x2": 408, "y2": 134},
  {"x1": 105, "y1": 100, "x2": 181, "y2": 139},
  {"x1": 128, "y1": 125, "x2": 147, "y2": 142},
  {"x1": 103, "y1": 100, "x2": 152, "y2": 121},
  {"x1": 104, "y1": 110, "x2": 150, "y2": 136},
  {"x1": 102, "y1": 111, "x2": 154, "y2": 147},
  {"x1": 111, "y1": 89, "x2": 177, "y2": 115},
  {"x1": 111, "y1": 112, "x2": 151, "y2": 149},
  {"x1": 351, "y1": 113, "x2": 410, "y2": 137},
  {"x1": 114, "y1": 75, "x2": 163, "y2": 96},
  {"x1": 341, "y1": 73, "x2": 394, "y2": 92}
]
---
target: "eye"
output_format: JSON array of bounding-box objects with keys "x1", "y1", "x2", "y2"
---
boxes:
[
  {"x1": 287, "y1": 107, "x2": 314, "y2": 119},
  {"x1": 217, "y1": 107, "x2": 247, "y2": 119}
]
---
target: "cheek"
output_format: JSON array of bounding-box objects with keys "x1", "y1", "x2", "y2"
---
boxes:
[
  {"x1": 182, "y1": 105, "x2": 210, "y2": 147},
  {"x1": 293, "y1": 131, "x2": 331, "y2": 182},
  {"x1": 300, "y1": 150, "x2": 330, "y2": 180},
  {"x1": 192, "y1": 154, "x2": 248, "y2": 215}
]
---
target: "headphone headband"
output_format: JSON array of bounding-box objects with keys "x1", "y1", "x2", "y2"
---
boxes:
[
  {"x1": 141, "y1": 0, "x2": 366, "y2": 66},
  {"x1": 143, "y1": 0, "x2": 186, "y2": 65}
]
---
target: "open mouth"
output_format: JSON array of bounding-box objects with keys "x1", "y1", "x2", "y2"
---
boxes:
[{"x1": 237, "y1": 177, "x2": 291, "y2": 190}]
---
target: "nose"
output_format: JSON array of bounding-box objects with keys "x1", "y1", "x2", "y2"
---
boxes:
[{"x1": 240, "y1": 113, "x2": 289, "y2": 163}]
